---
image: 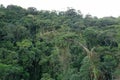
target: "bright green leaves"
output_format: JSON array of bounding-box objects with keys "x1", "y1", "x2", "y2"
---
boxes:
[
  {"x1": 41, "y1": 73, "x2": 54, "y2": 80},
  {"x1": 17, "y1": 39, "x2": 32, "y2": 48},
  {"x1": 0, "y1": 48, "x2": 18, "y2": 64},
  {"x1": 0, "y1": 63, "x2": 25, "y2": 80}
]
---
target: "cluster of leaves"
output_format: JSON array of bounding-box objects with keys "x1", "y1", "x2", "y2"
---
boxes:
[{"x1": 0, "y1": 4, "x2": 120, "y2": 80}]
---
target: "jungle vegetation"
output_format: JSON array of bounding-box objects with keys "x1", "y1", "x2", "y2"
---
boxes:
[{"x1": 0, "y1": 4, "x2": 120, "y2": 80}]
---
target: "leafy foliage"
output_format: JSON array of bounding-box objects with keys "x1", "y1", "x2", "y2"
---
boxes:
[{"x1": 0, "y1": 4, "x2": 120, "y2": 80}]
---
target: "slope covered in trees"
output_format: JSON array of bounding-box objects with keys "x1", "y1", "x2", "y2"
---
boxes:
[{"x1": 0, "y1": 4, "x2": 120, "y2": 80}]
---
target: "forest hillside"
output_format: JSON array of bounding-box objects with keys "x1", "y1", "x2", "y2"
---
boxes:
[{"x1": 0, "y1": 4, "x2": 120, "y2": 80}]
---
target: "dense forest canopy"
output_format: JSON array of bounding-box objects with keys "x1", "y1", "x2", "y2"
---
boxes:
[{"x1": 0, "y1": 4, "x2": 120, "y2": 80}]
